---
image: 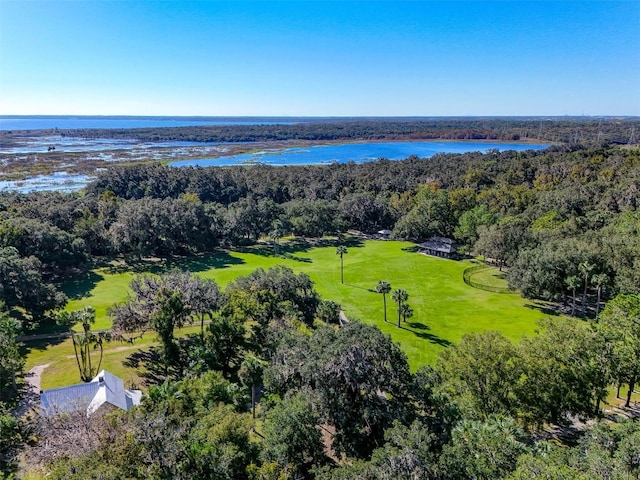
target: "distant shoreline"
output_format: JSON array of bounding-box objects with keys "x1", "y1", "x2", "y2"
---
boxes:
[
  {"x1": 2, "y1": 116, "x2": 638, "y2": 192},
  {"x1": 2, "y1": 114, "x2": 638, "y2": 132}
]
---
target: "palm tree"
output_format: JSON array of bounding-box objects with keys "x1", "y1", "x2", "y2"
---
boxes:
[
  {"x1": 316, "y1": 299, "x2": 341, "y2": 324},
  {"x1": 269, "y1": 219, "x2": 284, "y2": 255},
  {"x1": 391, "y1": 288, "x2": 408, "y2": 327},
  {"x1": 565, "y1": 275, "x2": 580, "y2": 317},
  {"x1": 579, "y1": 261, "x2": 594, "y2": 315},
  {"x1": 591, "y1": 273, "x2": 608, "y2": 320},
  {"x1": 399, "y1": 303, "x2": 413, "y2": 323},
  {"x1": 56, "y1": 306, "x2": 110, "y2": 382},
  {"x1": 375, "y1": 281, "x2": 392, "y2": 322},
  {"x1": 336, "y1": 245, "x2": 348, "y2": 284},
  {"x1": 239, "y1": 354, "x2": 266, "y2": 419}
]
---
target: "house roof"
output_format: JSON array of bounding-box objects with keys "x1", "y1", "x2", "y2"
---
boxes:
[
  {"x1": 41, "y1": 370, "x2": 141, "y2": 416},
  {"x1": 418, "y1": 236, "x2": 458, "y2": 254}
]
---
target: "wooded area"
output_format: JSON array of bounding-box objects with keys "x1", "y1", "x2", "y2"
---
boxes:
[
  {"x1": 57, "y1": 117, "x2": 640, "y2": 145},
  {"x1": 2, "y1": 119, "x2": 640, "y2": 478}
]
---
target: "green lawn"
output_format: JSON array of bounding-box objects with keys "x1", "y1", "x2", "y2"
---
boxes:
[
  {"x1": 64, "y1": 268, "x2": 136, "y2": 330},
  {"x1": 466, "y1": 265, "x2": 510, "y2": 289},
  {"x1": 45, "y1": 239, "x2": 556, "y2": 373}
]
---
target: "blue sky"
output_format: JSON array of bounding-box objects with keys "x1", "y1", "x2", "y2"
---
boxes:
[{"x1": 0, "y1": 1, "x2": 638, "y2": 116}]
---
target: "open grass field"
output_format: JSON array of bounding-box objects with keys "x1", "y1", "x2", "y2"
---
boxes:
[{"x1": 25, "y1": 239, "x2": 560, "y2": 387}]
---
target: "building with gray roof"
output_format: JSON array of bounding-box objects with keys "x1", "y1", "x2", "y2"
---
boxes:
[
  {"x1": 40, "y1": 370, "x2": 142, "y2": 416},
  {"x1": 418, "y1": 236, "x2": 459, "y2": 259}
]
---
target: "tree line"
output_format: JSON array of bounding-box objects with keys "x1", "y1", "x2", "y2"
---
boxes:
[{"x1": 57, "y1": 117, "x2": 640, "y2": 145}]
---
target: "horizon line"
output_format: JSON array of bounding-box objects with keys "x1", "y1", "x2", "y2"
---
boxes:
[{"x1": 2, "y1": 114, "x2": 639, "y2": 119}]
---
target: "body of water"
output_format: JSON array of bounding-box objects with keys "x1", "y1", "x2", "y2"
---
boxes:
[
  {"x1": 0, "y1": 135, "x2": 210, "y2": 154},
  {"x1": 0, "y1": 116, "x2": 301, "y2": 131},
  {"x1": 0, "y1": 172, "x2": 91, "y2": 193},
  {"x1": 170, "y1": 141, "x2": 549, "y2": 168},
  {"x1": 0, "y1": 140, "x2": 549, "y2": 193}
]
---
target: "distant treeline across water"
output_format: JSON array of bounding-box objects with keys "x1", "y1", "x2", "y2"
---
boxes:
[{"x1": 2, "y1": 116, "x2": 639, "y2": 146}]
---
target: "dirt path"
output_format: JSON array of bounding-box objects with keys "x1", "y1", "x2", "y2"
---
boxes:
[
  {"x1": 16, "y1": 363, "x2": 50, "y2": 417},
  {"x1": 27, "y1": 364, "x2": 50, "y2": 393}
]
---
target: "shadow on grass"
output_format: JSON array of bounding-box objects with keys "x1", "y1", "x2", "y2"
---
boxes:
[
  {"x1": 406, "y1": 321, "x2": 430, "y2": 330},
  {"x1": 400, "y1": 321, "x2": 452, "y2": 347},
  {"x1": 123, "y1": 347, "x2": 169, "y2": 387},
  {"x1": 344, "y1": 283, "x2": 372, "y2": 291},
  {"x1": 92, "y1": 250, "x2": 247, "y2": 277},
  {"x1": 234, "y1": 243, "x2": 313, "y2": 263},
  {"x1": 234, "y1": 236, "x2": 365, "y2": 260},
  {"x1": 19, "y1": 334, "x2": 68, "y2": 356},
  {"x1": 60, "y1": 270, "x2": 105, "y2": 300},
  {"x1": 97, "y1": 257, "x2": 165, "y2": 275},
  {"x1": 175, "y1": 250, "x2": 246, "y2": 273},
  {"x1": 524, "y1": 302, "x2": 560, "y2": 317},
  {"x1": 16, "y1": 307, "x2": 70, "y2": 339},
  {"x1": 282, "y1": 252, "x2": 313, "y2": 263}
]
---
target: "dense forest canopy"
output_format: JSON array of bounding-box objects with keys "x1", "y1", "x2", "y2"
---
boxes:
[{"x1": 53, "y1": 117, "x2": 640, "y2": 145}]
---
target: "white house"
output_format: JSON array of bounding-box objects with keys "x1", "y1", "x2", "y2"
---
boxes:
[{"x1": 40, "y1": 370, "x2": 142, "y2": 416}]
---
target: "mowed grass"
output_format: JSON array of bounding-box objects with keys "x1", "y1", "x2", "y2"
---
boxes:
[
  {"x1": 41, "y1": 239, "x2": 556, "y2": 376},
  {"x1": 64, "y1": 269, "x2": 136, "y2": 330},
  {"x1": 466, "y1": 266, "x2": 510, "y2": 289}
]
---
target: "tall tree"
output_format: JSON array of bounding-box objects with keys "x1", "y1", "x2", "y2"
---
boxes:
[
  {"x1": 0, "y1": 303, "x2": 24, "y2": 403},
  {"x1": 391, "y1": 289, "x2": 409, "y2": 327},
  {"x1": 437, "y1": 331, "x2": 520, "y2": 419},
  {"x1": 264, "y1": 323, "x2": 411, "y2": 458},
  {"x1": 599, "y1": 294, "x2": 640, "y2": 407},
  {"x1": 579, "y1": 261, "x2": 595, "y2": 315},
  {"x1": 439, "y1": 416, "x2": 529, "y2": 480},
  {"x1": 260, "y1": 392, "x2": 326, "y2": 477},
  {"x1": 226, "y1": 265, "x2": 319, "y2": 327},
  {"x1": 56, "y1": 306, "x2": 109, "y2": 382},
  {"x1": 0, "y1": 246, "x2": 66, "y2": 325},
  {"x1": 152, "y1": 288, "x2": 187, "y2": 375},
  {"x1": 591, "y1": 272, "x2": 609, "y2": 320},
  {"x1": 187, "y1": 276, "x2": 221, "y2": 337},
  {"x1": 109, "y1": 271, "x2": 212, "y2": 376},
  {"x1": 565, "y1": 275, "x2": 580, "y2": 317},
  {"x1": 336, "y1": 245, "x2": 348, "y2": 284},
  {"x1": 191, "y1": 316, "x2": 246, "y2": 378},
  {"x1": 517, "y1": 318, "x2": 611, "y2": 424},
  {"x1": 399, "y1": 303, "x2": 414, "y2": 324},
  {"x1": 0, "y1": 404, "x2": 24, "y2": 476},
  {"x1": 109, "y1": 270, "x2": 217, "y2": 334},
  {"x1": 375, "y1": 281, "x2": 392, "y2": 323},
  {"x1": 269, "y1": 219, "x2": 285, "y2": 255},
  {"x1": 239, "y1": 354, "x2": 266, "y2": 419}
]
